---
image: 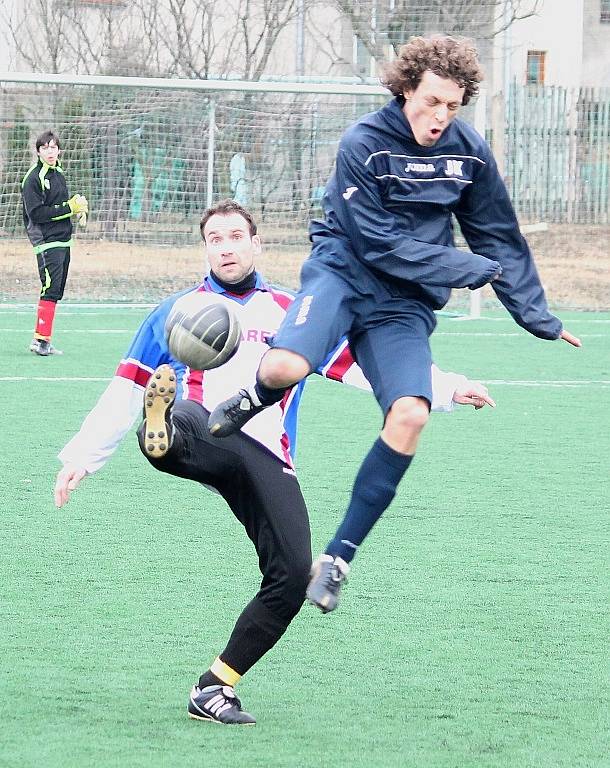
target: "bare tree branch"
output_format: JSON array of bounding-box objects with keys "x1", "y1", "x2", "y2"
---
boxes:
[
  {"x1": 0, "y1": 0, "x2": 542, "y2": 81},
  {"x1": 332, "y1": 0, "x2": 543, "y2": 64}
]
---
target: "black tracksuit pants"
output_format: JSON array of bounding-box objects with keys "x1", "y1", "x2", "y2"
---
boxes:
[
  {"x1": 137, "y1": 399, "x2": 311, "y2": 677},
  {"x1": 36, "y1": 246, "x2": 71, "y2": 301}
]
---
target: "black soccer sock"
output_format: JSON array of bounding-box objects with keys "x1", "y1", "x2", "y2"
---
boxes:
[
  {"x1": 253, "y1": 373, "x2": 287, "y2": 406},
  {"x1": 197, "y1": 670, "x2": 225, "y2": 689},
  {"x1": 325, "y1": 437, "x2": 413, "y2": 563}
]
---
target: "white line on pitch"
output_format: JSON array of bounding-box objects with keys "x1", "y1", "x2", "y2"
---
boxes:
[
  {"x1": 1, "y1": 305, "x2": 609, "y2": 322},
  {"x1": 2, "y1": 329, "x2": 606, "y2": 339},
  {"x1": 0, "y1": 312, "x2": 148, "y2": 316},
  {"x1": 482, "y1": 379, "x2": 610, "y2": 387},
  {"x1": 0, "y1": 303, "x2": 155, "y2": 309},
  {"x1": 435, "y1": 332, "x2": 606, "y2": 337},
  {"x1": 1, "y1": 326, "x2": 607, "y2": 339},
  {"x1": 0, "y1": 328, "x2": 132, "y2": 333},
  {"x1": 1, "y1": 376, "x2": 609, "y2": 388},
  {"x1": 450, "y1": 316, "x2": 610, "y2": 324},
  {"x1": 0, "y1": 377, "x2": 111, "y2": 382}
]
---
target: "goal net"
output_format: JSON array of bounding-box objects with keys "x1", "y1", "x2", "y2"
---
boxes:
[
  {"x1": 0, "y1": 73, "x2": 608, "y2": 311},
  {"x1": 0, "y1": 76, "x2": 392, "y2": 240}
]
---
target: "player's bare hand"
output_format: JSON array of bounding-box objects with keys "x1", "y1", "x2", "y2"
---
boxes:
[
  {"x1": 453, "y1": 380, "x2": 496, "y2": 410},
  {"x1": 54, "y1": 464, "x2": 88, "y2": 508},
  {"x1": 560, "y1": 329, "x2": 582, "y2": 348}
]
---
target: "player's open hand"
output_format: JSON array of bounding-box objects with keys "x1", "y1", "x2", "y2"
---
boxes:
[
  {"x1": 453, "y1": 380, "x2": 496, "y2": 410},
  {"x1": 560, "y1": 329, "x2": 582, "y2": 347},
  {"x1": 54, "y1": 464, "x2": 88, "y2": 508}
]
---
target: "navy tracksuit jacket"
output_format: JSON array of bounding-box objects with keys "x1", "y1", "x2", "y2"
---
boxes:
[{"x1": 312, "y1": 96, "x2": 561, "y2": 341}]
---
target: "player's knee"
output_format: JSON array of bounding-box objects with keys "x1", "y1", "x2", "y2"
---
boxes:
[
  {"x1": 387, "y1": 397, "x2": 430, "y2": 434},
  {"x1": 277, "y1": 556, "x2": 310, "y2": 616},
  {"x1": 259, "y1": 349, "x2": 310, "y2": 389}
]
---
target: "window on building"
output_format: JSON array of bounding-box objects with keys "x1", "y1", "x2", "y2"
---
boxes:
[
  {"x1": 526, "y1": 50, "x2": 546, "y2": 85},
  {"x1": 601, "y1": 0, "x2": 610, "y2": 23}
]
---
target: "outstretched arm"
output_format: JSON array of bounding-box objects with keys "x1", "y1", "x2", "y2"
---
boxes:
[
  {"x1": 559, "y1": 329, "x2": 582, "y2": 348},
  {"x1": 53, "y1": 306, "x2": 177, "y2": 507},
  {"x1": 315, "y1": 341, "x2": 496, "y2": 411},
  {"x1": 54, "y1": 465, "x2": 89, "y2": 508},
  {"x1": 54, "y1": 375, "x2": 146, "y2": 508},
  {"x1": 452, "y1": 379, "x2": 496, "y2": 409},
  {"x1": 455, "y1": 146, "x2": 582, "y2": 347}
]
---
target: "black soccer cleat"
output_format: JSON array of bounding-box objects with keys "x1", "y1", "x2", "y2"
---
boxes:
[
  {"x1": 208, "y1": 388, "x2": 266, "y2": 437},
  {"x1": 29, "y1": 338, "x2": 63, "y2": 356},
  {"x1": 142, "y1": 364, "x2": 176, "y2": 459},
  {"x1": 306, "y1": 554, "x2": 350, "y2": 614},
  {"x1": 187, "y1": 684, "x2": 256, "y2": 725}
]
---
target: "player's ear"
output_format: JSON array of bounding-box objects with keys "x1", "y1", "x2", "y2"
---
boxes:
[{"x1": 252, "y1": 233, "x2": 262, "y2": 254}]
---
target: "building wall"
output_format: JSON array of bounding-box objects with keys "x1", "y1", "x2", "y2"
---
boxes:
[
  {"x1": 502, "y1": 0, "x2": 585, "y2": 89},
  {"x1": 581, "y1": 0, "x2": 610, "y2": 86}
]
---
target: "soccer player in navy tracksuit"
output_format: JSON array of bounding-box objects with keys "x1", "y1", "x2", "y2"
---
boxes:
[
  {"x1": 208, "y1": 36, "x2": 581, "y2": 613},
  {"x1": 54, "y1": 200, "x2": 494, "y2": 724},
  {"x1": 21, "y1": 130, "x2": 89, "y2": 356}
]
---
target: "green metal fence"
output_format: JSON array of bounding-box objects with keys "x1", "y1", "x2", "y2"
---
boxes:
[{"x1": 505, "y1": 84, "x2": 610, "y2": 224}]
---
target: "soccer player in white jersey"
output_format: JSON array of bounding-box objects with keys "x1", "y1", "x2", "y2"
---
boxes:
[{"x1": 54, "y1": 200, "x2": 495, "y2": 725}]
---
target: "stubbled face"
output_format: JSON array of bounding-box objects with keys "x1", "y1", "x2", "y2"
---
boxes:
[
  {"x1": 203, "y1": 212, "x2": 261, "y2": 284},
  {"x1": 38, "y1": 139, "x2": 60, "y2": 166},
  {"x1": 403, "y1": 70, "x2": 465, "y2": 146}
]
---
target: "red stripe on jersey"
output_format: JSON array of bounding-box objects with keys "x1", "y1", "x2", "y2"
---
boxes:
[
  {"x1": 269, "y1": 289, "x2": 293, "y2": 312},
  {"x1": 116, "y1": 360, "x2": 152, "y2": 388},
  {"x1": 186, "y1": 368, "x2": 204, "y2": 403},
  {"x1": 226, "y1": 289, "x2": 256, "y2": 300},
  {"x1": 324, "y1": 346, "x2": 355, "y2": 381},
  {"x1": 278, "y1": 389, "x2": 295, "y2": 469}
]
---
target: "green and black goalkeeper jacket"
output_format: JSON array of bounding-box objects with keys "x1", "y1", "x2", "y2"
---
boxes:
[{"x1": 21, "y1": 159, "x2": 73, "y2": 253}]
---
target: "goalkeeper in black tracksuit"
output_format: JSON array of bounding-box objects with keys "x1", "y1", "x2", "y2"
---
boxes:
[{"x1": 21, "y1": 130, "x2": 89, "y2": 356}]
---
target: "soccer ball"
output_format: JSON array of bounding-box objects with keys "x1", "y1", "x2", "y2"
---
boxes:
[{"x1": 165, "y1": 291, "x2": 241, "y2": 370}]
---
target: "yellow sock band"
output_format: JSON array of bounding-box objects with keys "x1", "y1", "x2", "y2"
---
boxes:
[{"x1": 210, "y1": 657, "x2": 241, "y2": 687}]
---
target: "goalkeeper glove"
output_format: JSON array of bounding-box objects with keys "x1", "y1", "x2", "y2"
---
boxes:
[
  {"x1": 77, "y1": 212, "x2": 87, "y2": 227},
  {"x1": 68, "y1": 194, "x2": 89, "y2": 215}
]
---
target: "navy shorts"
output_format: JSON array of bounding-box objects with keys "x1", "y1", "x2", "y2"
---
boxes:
[{"x1": 272, "y1": 236, "x2": 437, "y2": 414}]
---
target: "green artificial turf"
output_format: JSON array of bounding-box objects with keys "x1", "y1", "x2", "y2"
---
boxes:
[{"x1": 0, "y1": 306, "x2": 608, "y2": 767}]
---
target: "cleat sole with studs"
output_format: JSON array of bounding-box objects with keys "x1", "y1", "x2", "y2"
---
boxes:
[{"x1": 143, "y1": 364, "x2": 176, "y2": 458}]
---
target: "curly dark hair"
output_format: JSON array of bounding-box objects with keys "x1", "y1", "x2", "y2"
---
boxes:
[
  {"x1": 381, "y1": 35, "x2": 484, "y2": 106},
  {"x1": 199, "y1": 198, "x2": 257, "y2": 239}
]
